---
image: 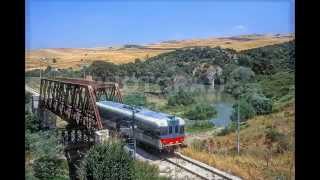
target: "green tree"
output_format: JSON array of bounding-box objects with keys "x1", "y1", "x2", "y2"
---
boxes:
[
  {"x1": 245, "y1": 93, "x2": 272, "y2": 115},
  {"x1": 25, "y1": 111, "x2": 40, "y2": 133},
  {"x1": 231, "y1": 98, "x2": 256, "y2": 122},
  {"x1": 184, "y1": 103, "x2": 217, "y2": 120},
  {"x1": 79, "y1": 141, "x2": 134, "y2": 180},
  {"x1": 25, "y1": 130, "x2": 63, "y2": 158},
  {"x1": 168, "y1": 88, "x2": 195, "y2": 106},
  {"x1": 123, "y1": 93, "x2": 147, "y2": 107},
  {"x1": 33, "y1": 156, "x2": 69, "y2": 180}
]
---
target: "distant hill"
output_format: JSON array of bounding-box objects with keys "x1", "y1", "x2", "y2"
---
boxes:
[{"x1": 25, "y1": 33, "x2": 294, "y2": 71}]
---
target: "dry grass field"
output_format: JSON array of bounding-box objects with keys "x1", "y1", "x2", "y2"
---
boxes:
[
  {"x1": 25, "y1": 33, "x2": 294, "y2": 71},
  {"x1": 180, "y1": 103, "x2": 295, "y2": 180}
]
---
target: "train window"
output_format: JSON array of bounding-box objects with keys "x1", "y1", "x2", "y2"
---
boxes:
[
  {"x1": 180, "y1": 126, "x2": 184, "y2": 134},
  {"x1": 175, "y1": 126, "x2": 179, "y2": 133},
  {"x1": 169, "y1": 126, "x2": 172, "y2": 134}
]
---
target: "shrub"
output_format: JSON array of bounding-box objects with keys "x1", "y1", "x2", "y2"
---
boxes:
[
  {"x1": 265, "y1": 126, "x2": 285, "y2": 143},
  {"x1": 123, "y1": 93, "x2": 147, "y2": 107},
  {"x1": 33, "y1": 156, "x2": 69, "y2": 180},
  {"x1": 231, "y1": 99, "x2": 256, "y2": 122},
  {"x1": 186, "y1": 121, "x2": 215, "y2": 133},
  {"x1": 25, "y1": 111, "x2": 40, "y2": 133},
  {"x1": 248, "y1": 94, "x2": 272, "y2": 115},
  {"x1": 167, "y1": 88, "x2": 195, "y2": 106},
  {"x1": 184, "y1": 103, "x2": 217, "y2": 120},
  {"x1": 230, "y1": 66, "x2": 255, "y2": 82},
  {"x1": 216, "y1": 122, "x2": 237, "y2": 136},
  {"x1": 25, "y1": 130, "x2": 63, "y2": 159},
  {"x1": 26, "y1": 91, "x2": 32, "y2": 104},
  {"x1": 133, "y1": 161, "x2": 168, "y2": 180},
  {"x1": 79, "y1": 141, "x2": 134, "y2": 180}
]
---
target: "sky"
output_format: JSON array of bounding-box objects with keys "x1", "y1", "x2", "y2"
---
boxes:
[{"x1": 26, "y1": 0, "x2": 294, "y2": 50}]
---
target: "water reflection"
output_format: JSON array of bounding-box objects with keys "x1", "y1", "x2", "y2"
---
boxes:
[{"x1": 203, "y1": 84, "x2": 235, "y2": 127}]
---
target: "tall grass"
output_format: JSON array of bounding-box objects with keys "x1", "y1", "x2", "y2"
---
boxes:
[{"x1": 180, "y1": 104, "x2": 295, "y2": 180}]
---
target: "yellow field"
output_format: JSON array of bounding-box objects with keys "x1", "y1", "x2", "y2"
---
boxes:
[{"x1": 25, "y1": 33, "x2": 294, "y2": 71}]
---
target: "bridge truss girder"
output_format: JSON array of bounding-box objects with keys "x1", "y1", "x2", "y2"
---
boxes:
[{"x1": 39, "y1": 78, "x2": 123, "y2": 136}]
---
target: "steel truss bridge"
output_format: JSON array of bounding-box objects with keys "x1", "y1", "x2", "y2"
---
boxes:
[{"x1": 37, "y1": 77, "x2": 123, "y2": 148}]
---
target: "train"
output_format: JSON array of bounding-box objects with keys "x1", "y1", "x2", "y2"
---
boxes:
[{"x1": 96, "y1": 101, "x2": 185, "y2": 151}]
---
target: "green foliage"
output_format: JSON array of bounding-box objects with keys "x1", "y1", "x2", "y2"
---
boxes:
[
  {"x1": 33, "y1": 156, "x2": 69, "y2": 180},
  {"x1": 123, "y1": 93, "x2": 147, "y2": 106},
  {"x1": 239, "y1": 41, "x2": 295, "y2": 75},
  {"x1": 26, "y1": 91, "x2": 32, "y2": 104},
  {"x1": 230, "y1": 66, "x2": 255, "y2": 82},
  {"x1": 231, "y1": 99, "x2": 256, "y2": 122},
  {"x1": 79, "y1": 141, "x2": 134, "y2": 180},
  {"x1": 258, "y1": 71, "x2": 294, "y2": 101},
  {"x1": 168, "y1": 88, "x2": 195, "y2": 106},
  {"x1": 184, "y1": 103, "x2": 217, "y2": 120},
  {"x1": 25, "y1": 130, "x2": 63, "y2": 159},
  {"x1": 186, "y1": 121, "x2": 215, "y2": 133},
  {"x1": 245, "y1": 93, "x2": 272, "y2": 115},
  {"x1": 133, "y1": 161, "x2": 168, "y2": 180},
  {"x1": 25, "y1": 111, "x2": 40, "y2": 133},
  {"x1": 225, "y1": 66, "x2": 255, "y2": 97}
]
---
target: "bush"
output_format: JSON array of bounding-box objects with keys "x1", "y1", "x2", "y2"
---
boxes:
[
  {"x1": 225, "y1": 67, "x2": 255, "y2": 98},
  {"x1": 33, "y1": 156, "x2": 69, "y2": 180},
  {"x1": 231, "y1": 99, "x2": 256, "y2": 122},
  {"x1": 216, "y1": 122, "x2": 237, "y2": 136},
  {"x1": 79, "y1": 141, "x2": 134, "y2": 180},
  {"x1": 230, "y1": 66, "x2": 255, "y2": 82},
  {"x1": 133, "y1": 161, "x2": 168, "y2": 180},
  {"x1": 123, "y1": 93, "x2": 147, "y2": 107},
  {"x1": 184, "y1": 103, "x2": 217, "y2": 120},
  {"x1": 186, "y1": 121, "x2": 215, "y2": 133},
  {"x1": 25, "y1": 111, "x2": 40, "y2": 133},
  {"x1": 265, "y1": 126, "x2": 285, "y2": 143},
  {"x1": 25, "y1": 130, "x2": 63, "y2": 158},
  {"x1": 258, "y1": 71, "x2": 294, "y2": 100},
  {"x1": 26, "y1": 91, "x2": 32, "y2": 104},
  {"x1": 246, "y1": 93, "x2": 272, "y2": 115},
  {"x1": 167, "y1": 88, "x2": 195, "y2": 106}
]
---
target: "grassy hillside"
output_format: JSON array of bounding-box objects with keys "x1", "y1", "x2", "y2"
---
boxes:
[
  {"x1": 180, "y1": 103, "x2": 294, "y2": 180},
  {"x1": 25, "y1": 34, "x2": 293, "y2": 71}
]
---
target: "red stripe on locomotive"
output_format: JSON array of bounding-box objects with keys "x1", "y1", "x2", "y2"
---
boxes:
[{"x1": 160, "y1": 136, "x2": 184, "y2": 145}]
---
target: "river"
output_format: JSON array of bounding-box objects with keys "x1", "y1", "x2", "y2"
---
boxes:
[{"x1": 202, "y1": 84, "x2": 235, "y2": 127}]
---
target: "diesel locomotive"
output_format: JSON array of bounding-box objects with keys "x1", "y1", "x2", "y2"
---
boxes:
[{"x1": 96, "y1": 101, "x2": 185, "y2": 150}]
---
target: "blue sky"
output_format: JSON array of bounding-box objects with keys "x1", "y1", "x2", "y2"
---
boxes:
[{"x1": 26, "y1": 0, "x2": 294, "y2": 50}]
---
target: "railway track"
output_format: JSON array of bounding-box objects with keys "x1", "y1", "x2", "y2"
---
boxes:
[{"x1": 161, "y1": 152, "x2": 241, "y2": 180}]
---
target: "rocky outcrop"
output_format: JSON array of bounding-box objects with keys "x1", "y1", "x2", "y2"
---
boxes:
[{"x1": 193, "y1": 63, "x2": 223, "y2": 87}]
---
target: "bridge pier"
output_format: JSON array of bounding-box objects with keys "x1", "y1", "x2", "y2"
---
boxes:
[{"x1": 38, "y1": 109, "x2": 56, "y2": 129}]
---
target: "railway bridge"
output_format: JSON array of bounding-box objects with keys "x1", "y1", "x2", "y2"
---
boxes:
[{"x1": 27, "y1": 77, "x2": 123, "y2": 148}]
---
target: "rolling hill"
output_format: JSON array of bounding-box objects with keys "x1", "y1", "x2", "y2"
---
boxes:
[{"x1": 25, "y1": 33, "x2": 294, "y2": 71}]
